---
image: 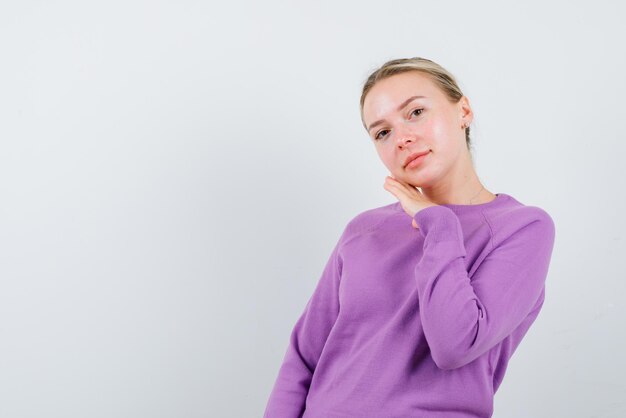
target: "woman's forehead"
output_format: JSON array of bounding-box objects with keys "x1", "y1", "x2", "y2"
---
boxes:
[
  {"x1": 363, "y1": 73, "x2": 441, "y2": 123},
  {"x1": 368, "y1": 72, "x2": 439, "y2": 103}
]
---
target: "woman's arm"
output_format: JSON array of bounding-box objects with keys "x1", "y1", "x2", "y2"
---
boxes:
[
  {"x1": 263, "y1": 226, "x2": 347, "y2": 418},
  {"x1": 412, "y1": 205, "x2": 556, "y2": 370}
]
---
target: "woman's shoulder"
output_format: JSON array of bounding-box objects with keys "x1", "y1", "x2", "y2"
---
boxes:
[
  {"x1": 487, "y1": 193, "x2": 554, "y2": 223},
  {"x1": 342, "y1": 201, "x2": 400, "y2": 237},
  {"x1": 484, "y1": 194, "x2": 556, "y2": 247}
]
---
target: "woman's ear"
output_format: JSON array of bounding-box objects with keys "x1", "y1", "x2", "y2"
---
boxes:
[{"x1": 459, "y1": 96, "x2": 473, "y2": 123}]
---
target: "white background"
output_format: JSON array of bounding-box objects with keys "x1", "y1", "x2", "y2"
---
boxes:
[{"x1": 0, "y1": 1, "x2": 624, "y2": 417}]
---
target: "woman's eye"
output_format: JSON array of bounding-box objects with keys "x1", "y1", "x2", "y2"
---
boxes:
[
  {"x1": 375, "y1": 130, "x2": 389, "y2": 140},
  {"x1": 374, "y1": 109, "x2": 423, "y2": 140}
]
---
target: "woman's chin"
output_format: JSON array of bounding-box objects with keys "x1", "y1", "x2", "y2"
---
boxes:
[
  {"x1": 403, "y1": 174, "x2": 428, "y2": 189},
  {"x1": 405, "y1": 168, "x2": 440, "y2": 189}
]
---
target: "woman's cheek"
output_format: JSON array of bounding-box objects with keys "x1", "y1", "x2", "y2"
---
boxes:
[
  {"x1": 380, "y1": 149, "x2": 395, "y2": 170},
  {"x1": 423, "y1": 118, "x2": 440, "y2": 139},
  {"x1": 375, "y1": 154, "x2": 392, "y2": 174}
]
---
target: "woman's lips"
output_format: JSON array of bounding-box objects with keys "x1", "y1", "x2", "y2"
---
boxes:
[{"x1": 405, "y1": 152, "x2": 429, "y2": 169}]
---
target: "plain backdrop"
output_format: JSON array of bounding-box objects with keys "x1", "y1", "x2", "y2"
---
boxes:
[{"x1": 0, "y1": 1, "x2": 624, "y2": 417}]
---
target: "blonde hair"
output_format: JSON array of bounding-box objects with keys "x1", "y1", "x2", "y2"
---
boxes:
[{"x1": 360, "y1": 57, "x2": 472, "y2": 150}]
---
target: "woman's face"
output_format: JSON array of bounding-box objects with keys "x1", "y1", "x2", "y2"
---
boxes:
[{"x1": 362, "y1": 71, "x2": 472, "y2": 189}]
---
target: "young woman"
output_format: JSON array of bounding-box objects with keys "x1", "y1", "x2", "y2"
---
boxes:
[{"x1": 263, "y1": 57, "x2": 556, "y2": 418}]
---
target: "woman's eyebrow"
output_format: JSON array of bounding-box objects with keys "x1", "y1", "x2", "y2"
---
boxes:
[{"x1": 367, "y1": 95, "x2": 426, "y2": 133}]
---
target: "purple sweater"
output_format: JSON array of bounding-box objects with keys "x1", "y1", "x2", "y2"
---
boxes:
[{"x1": 263, "y1": 193, "x2": 555, "y2": 418}]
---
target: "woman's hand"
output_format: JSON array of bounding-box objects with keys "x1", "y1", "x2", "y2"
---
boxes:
[{"x1": 383, "y1": 175, "x2": 438, "y2": 229}]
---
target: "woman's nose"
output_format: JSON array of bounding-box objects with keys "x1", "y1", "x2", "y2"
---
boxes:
[{"x1": 394, "y1": 125, "x2": 415, "y2": 146}]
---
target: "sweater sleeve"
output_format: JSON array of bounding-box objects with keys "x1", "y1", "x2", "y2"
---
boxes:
[
  {"x1": 263, "y1": 226, "x2": 347, "y2": 418},
  {"x1": 412, "y1": 205, "x2": 555, "y2": 370}
]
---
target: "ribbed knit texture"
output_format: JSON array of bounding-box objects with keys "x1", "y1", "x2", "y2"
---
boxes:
[{"x1": 263, "y1": 193, "x2": 556, "y2": 418}]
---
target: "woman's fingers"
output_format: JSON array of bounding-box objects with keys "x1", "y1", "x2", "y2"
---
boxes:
[{"x1": 384, "y1": 175, "x2": 437, "y2": 221}]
